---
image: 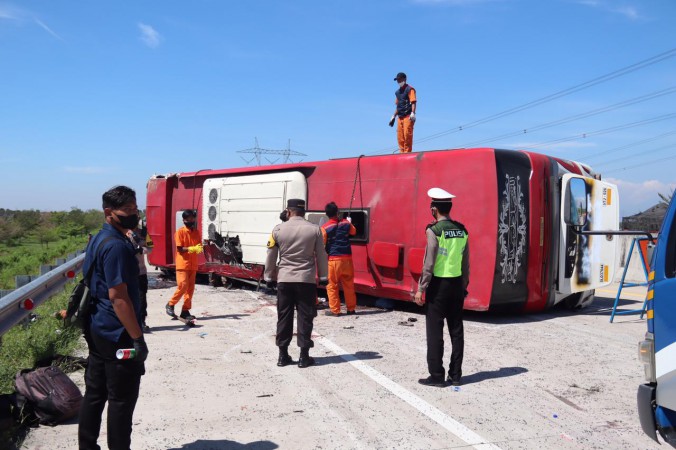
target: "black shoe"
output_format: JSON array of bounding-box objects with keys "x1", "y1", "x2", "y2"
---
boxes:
[
  {"x1": 165, "y1": 303, "x2": 175, "y2": 317},
  {"x1": 346, "y1": 310, "x2": 356, "y2": 315},
  {"x1": 316, "y1": 302, "x2": 329, "y2": 310},
  {"x1": 324, "y1": 310, "x2": 340, "y2": 317},
  {"x1": 142, "y1": 322, "x2": 151, "y2": 333},
  {"x1": 298, "y1": 355, "x2": 315, "y2": 368},
  {"x1": 418, "y1": 376, "x2": 446, "y2": 387},
  {"x1": 447, "y1": 375, "x2": 462, "y2": 386},
  {"x1": 277, "y1": 354, "x2": 294, "y2": 367},
  {"x1": 180, "y1": 310, "x2": 194, "y2": 320}
]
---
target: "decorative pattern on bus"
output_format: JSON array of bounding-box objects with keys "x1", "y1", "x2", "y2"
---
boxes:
[{"x1": 498, "y1": 173, "x2": 528, "y2": 284}]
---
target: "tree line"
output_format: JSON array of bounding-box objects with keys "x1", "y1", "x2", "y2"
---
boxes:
[{"x1": 0, "y1": 208, "x2": 104, "y2": 248}]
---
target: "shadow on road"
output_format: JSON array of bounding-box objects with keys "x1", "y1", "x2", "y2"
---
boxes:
[
  {"x1": 147, "y1": 323, "x2": 203, "y2": 332},
  {"x1": 315, "y1": 350, "x2": 383, "y2": 366},
  {"x1": 460, "y1": 366, "x2": 528, "y2": 385},
  {"x1": 198, "y1": 314, "x2": 250, "y2": 321},
  {"x1": 168, "y1": 439, "x2": 278, "y2": 450}
]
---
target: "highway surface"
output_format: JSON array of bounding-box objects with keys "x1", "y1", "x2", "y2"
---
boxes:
[{"x1": 23, "y1": 277, "x2": 658, "y2": 449}]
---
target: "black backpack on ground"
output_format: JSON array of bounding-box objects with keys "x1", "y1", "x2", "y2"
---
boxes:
[{"x1": 14, "y1": 366, "x2": 82, "y2": 426}]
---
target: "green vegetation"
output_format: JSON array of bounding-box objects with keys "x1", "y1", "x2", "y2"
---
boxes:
[
  {"x1": 0, "y1": 208, "x2": 103, "y2": 289},
  {"x1": 0, "y1": 288, "x2": 84, "y2": 394},
  {"x1": 659, "y1": 189, "x2": 674, "y2": 206},
  {"x1": 0, "y1": 209, "x2": 102, "y2": 447}
]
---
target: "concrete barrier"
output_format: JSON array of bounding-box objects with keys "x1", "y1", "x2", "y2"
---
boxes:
[{"x1": 613, "y1": 235, "x2": 651, "y2": 284}]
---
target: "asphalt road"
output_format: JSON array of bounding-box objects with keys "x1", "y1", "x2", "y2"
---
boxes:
[{"x1": 23, "y1": 279, "x2": 659, "y2": 450}]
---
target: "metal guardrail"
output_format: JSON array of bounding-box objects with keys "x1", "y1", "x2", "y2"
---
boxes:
[{"x1": 0, "y1": 253, "x2": 85, "y2": 338}]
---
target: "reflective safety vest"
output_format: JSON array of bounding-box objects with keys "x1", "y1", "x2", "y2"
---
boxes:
[{"x1": 429, "y1": 220, "x2": 468, "y2": 278}]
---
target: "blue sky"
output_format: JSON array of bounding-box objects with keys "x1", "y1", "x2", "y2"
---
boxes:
[{"x1": 1, "y1": 0, "x2": 674, "y2": 218}]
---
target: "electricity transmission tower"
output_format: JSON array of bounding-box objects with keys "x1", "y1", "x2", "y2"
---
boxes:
[{"x1": 237, "y1": 138, "x2": 306, "y2": 166}]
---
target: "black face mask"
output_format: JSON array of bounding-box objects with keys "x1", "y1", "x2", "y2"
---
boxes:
[
  {"x1": 184, "y1": 221, "x2": 196, "y2": 229},
  {"x1": 115, "y1": 213, "x2": 140, "y2": 230}
]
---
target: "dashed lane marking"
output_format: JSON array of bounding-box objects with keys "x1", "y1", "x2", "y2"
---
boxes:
[
  {"x1": 245, "y1": 291, "x2": 500, "y2": 450},
  {"x1": 316, "y1": 336, "x2": 502, "y2": 450},
  {"x1": 243, "y1": 290, "x2": 501, "y2": 449}
]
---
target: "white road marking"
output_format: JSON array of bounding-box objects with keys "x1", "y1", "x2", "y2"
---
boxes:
[
  {"x1": 244, "y1": 289, "x2": 501, "y2": 449},
  {"x1": 316, "y1": 336, "x2": 502, "y2": 450}
]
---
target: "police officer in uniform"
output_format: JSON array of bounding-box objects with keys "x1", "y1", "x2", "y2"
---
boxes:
[
  {"x1": 265, "y1": 199, "x2": 329, "y2": 368},
  {"x1": 415, "y1": 188, "x2": 470, "y2": 387}
]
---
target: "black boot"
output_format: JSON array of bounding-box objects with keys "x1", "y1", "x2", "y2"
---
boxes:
[
  {"x1": 297, "y1": 347, "x2": 315, "y2": 368},
  {"x1": 277, "y1": 346, "x2": 294, "y2": 367}
]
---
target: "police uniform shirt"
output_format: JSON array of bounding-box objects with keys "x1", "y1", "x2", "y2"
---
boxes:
[
  {"x1": 84, "y1": 223, "x2": 142, "y2": 342},
  {"x1": 418, "y1": 219, "x2": 470, "y2": 293},
  {"x1": 265, "y1": 216, "x2": 329, "y2": 284}
]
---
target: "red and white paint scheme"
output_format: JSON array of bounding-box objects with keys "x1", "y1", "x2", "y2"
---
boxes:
[{"x1": 145, "y1": 148, "x2": 618, "y2": 312}]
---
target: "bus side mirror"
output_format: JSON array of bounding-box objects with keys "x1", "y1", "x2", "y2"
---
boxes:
[{"x1": 564, "y1": 177, "x2": 588, "y2": 227}]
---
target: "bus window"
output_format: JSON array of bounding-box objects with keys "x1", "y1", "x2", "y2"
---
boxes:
[
  {"x1": 306, "y1": 210, "x2": 369, "y2": 243},
  {"x1": 343, "y1": 210, "x2": 369, "y2": 243}
]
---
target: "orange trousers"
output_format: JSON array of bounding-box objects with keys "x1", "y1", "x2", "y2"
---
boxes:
[
  {"x1": 327, "y1": 258, "x2": 357, "y2": 314},
  {"x1": 169, "y1": 270, "x2": 197, "y2": 311},
  {"x1": 397, "y1": 115, "x2": 415, "y2": 153}
]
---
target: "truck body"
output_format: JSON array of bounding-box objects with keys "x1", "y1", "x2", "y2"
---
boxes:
[
  {"x1": 638, "y1": 195, "x2": 676, "y2": 446},
  {"x1": 145, "y1": 148, "x2": 619, "y2": 312}
]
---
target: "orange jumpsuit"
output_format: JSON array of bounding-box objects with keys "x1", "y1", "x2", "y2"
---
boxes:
[
  {"x1": 169, "y1": 226, "x2": 201, "y2": 311},
  {"x1": 321, "y1": 218, "x2": 357, "y2": 314}
]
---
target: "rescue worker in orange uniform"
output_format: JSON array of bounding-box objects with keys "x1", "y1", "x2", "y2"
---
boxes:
[
  {"x1": 320, "y1": 202, "x2": 357, "y2": 316},
  {"x1": 389, "y1": 72, "x2": 417, "y2": 153},
  {"x1": 165, "y1": 209, "x2": 202, "y2": 320}
]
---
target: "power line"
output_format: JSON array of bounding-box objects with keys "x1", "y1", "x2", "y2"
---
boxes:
[
  {"x1": 519, "y1": 113, "x2": 676, "y2": 150},
  {"x1": 370, "y1": 47, "x2": 676, "y2": 155},
  {"x1": 591, "y1": 143, "x2": 674, "y2": 169},
  {"x1": 573, "y1": 130, "x2": 676, "y2": 163},
  {"x1": 237, "y1": 138, "x2": 306, "y2": 165},
  {"x1": 457, "y1": 86, "x2": 676, "y2": 148},
  {"x1": 604, "y1": 154, "x2": 676, "y2": 174}
]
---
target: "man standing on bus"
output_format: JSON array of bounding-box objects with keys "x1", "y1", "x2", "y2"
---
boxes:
[
  {"x1": 165, "y1": 209, "x2": 202, "y2": 321},
  {"x1": 265, "y1": 199, "x2": 329, "y2": 368},
  {"x1": 414, "y1": 188, "x2": 470, "y2": 387},
  {"x1": 388, "y1": 72, "x2": 417, "y2": 153},
  {"x1": 321, "y1": 202, "x2": 357, "y2": 316}
]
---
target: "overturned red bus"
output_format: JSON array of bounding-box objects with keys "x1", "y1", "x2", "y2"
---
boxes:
[{"x1": 145, "y1": 148, "x2": 619, "y2": 312}]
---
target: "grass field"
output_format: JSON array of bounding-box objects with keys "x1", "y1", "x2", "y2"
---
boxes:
[
  {"x1": 0, "y1": 286, "x2": 84, "y2": 394},
  {"x1": 0, "y1": 235, "x2": 89, "y2": 289}
]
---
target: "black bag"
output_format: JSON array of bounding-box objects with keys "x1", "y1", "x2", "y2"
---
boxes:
[
  {"x1": 14, "y1": 366, "x2": 82, "y2": 426},
  {"x1": 64, "y1": 237, "x2": 113, "y2": 329}
]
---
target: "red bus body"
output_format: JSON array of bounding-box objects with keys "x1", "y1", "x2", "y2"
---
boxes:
[{"x1": 146, "y1": 148, "x2": 600, "y2": 312}]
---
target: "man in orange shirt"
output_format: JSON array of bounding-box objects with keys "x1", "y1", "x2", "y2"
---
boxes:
[
  {"x1": 388, "y1": 72, "x2": 417, "y2": 153},
  {"x1": 321, "y1": 202, "x2": 357, "y2": 316},
  {"x1": 166, "y1": 209, "x2": 202, "y2": 320}
]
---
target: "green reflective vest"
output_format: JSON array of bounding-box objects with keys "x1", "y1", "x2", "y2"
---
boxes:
[{"x1": 429, "y1": 220, "x2": 468, "y2": 278}]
